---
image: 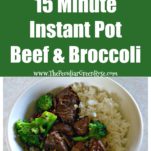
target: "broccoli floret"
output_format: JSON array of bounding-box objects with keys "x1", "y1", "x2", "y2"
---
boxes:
[
  {"x1": 89, "y1": 121, "x2": 107, "y2": 139},
  {"x1": 73, "y1": 120, "x2": 107, "y2": 142},
  {"x1": 36, "y1": 94, "x2": 53, "y2": 112},
  {"x1": 32, "y1": 111, "x2": 57, "y2": 135},
  {"x1": 15, "y1": 111, "x2": 57, "y2": 147},
  {"x1": 15, "y1": 120, "x2": 40, "y2": 146}
]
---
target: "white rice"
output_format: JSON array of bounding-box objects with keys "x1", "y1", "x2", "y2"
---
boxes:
[{"x1": 72, "y1": 83, "x2": 129, "y2": 151}]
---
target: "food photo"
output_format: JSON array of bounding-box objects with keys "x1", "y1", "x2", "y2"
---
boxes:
[{"x1": 3, "y1": 77, "x2": 148, "y2": 151}]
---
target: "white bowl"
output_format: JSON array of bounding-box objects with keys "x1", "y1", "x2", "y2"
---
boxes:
[{"x1": 6, "y1": 77, "x2": 143, "y2": 151}]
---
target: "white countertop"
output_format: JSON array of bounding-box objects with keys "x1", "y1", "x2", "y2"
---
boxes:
[{"x1": 3, "y1": 77, "x2": 148, "y2": 151}]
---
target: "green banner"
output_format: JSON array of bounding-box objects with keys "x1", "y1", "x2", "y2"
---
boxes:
[{"x1": 0, "y1": 0, "x2": 151, "y2": 76}]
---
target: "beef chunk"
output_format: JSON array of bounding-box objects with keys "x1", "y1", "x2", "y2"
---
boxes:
[
  {"x1": 88, "y1": 139, "x2": 106, "y2": 151},
  {"x1": 74, "y1": 116, "x2": 89, "y2": 135},
  {"x1": 71, "y1": 142, "x2": 88, "y2": 151},
  {"x1": 53, "y1": 122, "x2": 74, "y2": 136},
  {"x1": 55, "y1": 87, "x2": 80, "y2": 123},
  {"x1": 44, "y1": 131, "x2": 72, "y2": 151}
]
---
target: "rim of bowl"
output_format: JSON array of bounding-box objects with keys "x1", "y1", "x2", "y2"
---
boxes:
[
  {"x1": 5, "y1": 77, "x2": 143, "y2": 151},
  {"x1": 6, "y1": 78, "x2": 49, "y2": 151},
  {"x1": 109, "y1": 78, "x2": 143, "y2": 151}
]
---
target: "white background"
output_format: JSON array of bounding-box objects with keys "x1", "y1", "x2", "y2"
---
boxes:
[{"x1": 148, "y1": 78, "x2": 151, "y2": 151}]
